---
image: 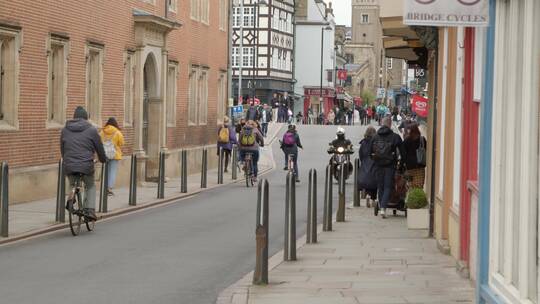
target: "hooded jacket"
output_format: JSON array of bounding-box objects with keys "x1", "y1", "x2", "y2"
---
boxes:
[
  {"x1": 61, "y1": 118, "x2": 107, "y2": 175},
  {"x1": 100, "y1": 125, "x2": 125, "y2": 160},
  {"x1": 371, "y1": 126, "x2": 403, "y2": 167}
]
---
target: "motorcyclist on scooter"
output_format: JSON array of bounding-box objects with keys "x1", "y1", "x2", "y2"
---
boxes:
[
  {"x1": 327, "y1": 128, "x2": 354, "y2": 181},
  {"x1": 328, "y1": 127, "x2": 354, "y2": 154}
]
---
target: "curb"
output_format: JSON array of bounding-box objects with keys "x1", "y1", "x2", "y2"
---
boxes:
[{"x1": 0, "y1": 124, "x2": 285, "y2": 247}]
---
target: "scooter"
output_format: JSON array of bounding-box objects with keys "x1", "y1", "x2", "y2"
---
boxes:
[{"x1": 328, "y1": 145, "x2": 354, "y2": 182}]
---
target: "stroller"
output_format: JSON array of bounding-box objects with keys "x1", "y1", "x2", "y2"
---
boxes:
[{"x1": 374, "y1": 169, "x2": 408, "y2": 217}]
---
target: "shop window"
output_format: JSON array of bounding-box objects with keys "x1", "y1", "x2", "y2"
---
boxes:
[
  {"x1": 86, "y1": 45, "x2": 103, "y2": 124},
  {"x1": 0, "y1": 26, "x2": 20, "y2": 130},
  {"x1": 47, "y1": 36, "x2": 69, "y2": 127},
  {"x1": 188, "y1": 67, "x2": 198, "y2": 125},
  {"x1": 166, "y1": 62, "x2": 178, "y2": 126},
  {"x1": 124, "y1": 51, "x2": 134, "y2": 126}
]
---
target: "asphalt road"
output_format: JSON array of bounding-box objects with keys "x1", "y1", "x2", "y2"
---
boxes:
[{"x1": 0, "y1": 124, "x2": 366, "y2": 304}]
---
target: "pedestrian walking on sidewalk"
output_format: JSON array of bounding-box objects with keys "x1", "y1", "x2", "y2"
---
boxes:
[
  {"x1": 327, "y1": 110, "x2": 335, "y2": 125},
  {"x1": 371, "y1": 117, "x2": 402, "y2": 219},
  {"x1": 280, "y1": 124, "x2": 303, "y2": 182},
  {"x1": 260, "y1": 104, "x2": 272, "y2": 137},
  {"x1": 217, "y1": 116, "x2": 238, "y2": 173},
  {"x1": 61, "y1": 106, "x2": 107, "y2": 221},
  {"x1": 100, "y1": 117, "x2": 125, "y2": 196},
  {"x1": 271, "y1": 93, "x2": 280, "y2": 122},
  {"x1": 358, "y1": 126, "x2": 378, "y2": 206},
  {"x1": 400, "y1": 123, "x2": 427, "y2": 188}
]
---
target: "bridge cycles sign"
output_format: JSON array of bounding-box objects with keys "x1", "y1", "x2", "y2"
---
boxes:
[{"x1": 404, "y1": 0, "x2": 489, "y2": 27}]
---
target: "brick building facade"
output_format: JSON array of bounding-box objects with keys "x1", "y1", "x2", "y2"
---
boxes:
[{"x1": 0, "y1": 0, "x2": 229, "y2": 203}]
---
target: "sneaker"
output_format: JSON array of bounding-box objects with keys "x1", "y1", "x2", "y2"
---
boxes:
[
  {"x1": 381, "y1": 208, "x2": 387, "y2": 219},
  {"x1": 283, "y1": 167, "x2": 288, "y2": 170},
  {"x1": 85, "y1": 208, "x2": 98, "y2": 221}
]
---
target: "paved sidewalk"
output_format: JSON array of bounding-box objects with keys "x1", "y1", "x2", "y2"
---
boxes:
[
  {"x1": 218, "y1": 205, "x2": 475, "y2": 304},
  {"x1": 2, "y1": 123, "x2": 284, "y2": 243}
]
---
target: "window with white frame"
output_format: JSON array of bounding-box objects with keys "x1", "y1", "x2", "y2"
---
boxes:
[
  {"x1": 86, "y1": 45, "x2": 103, "y2": 124},
  {"x1": 47, "y1": 36, "x2": 69, "y2": 126},
  {"x1": 168, "y1": 0, "x2": 177, "y2": 13},
  {"x1": 386, "y1": 58, "x2": 393, "y2": 70},
  {"x1": 198, "y1": 69, "x2": 208, "y2": 125},
  {"x1": 219, "y1": 0, "x2": 227, "y2": 31},
  {"x1": 362, "y1": 14, "x2": 369, "y2": 24},
  {"x1": 201, "y1": 0, "x2": 209, "y2": 24},
  {"x1": 0, "y1": 26, "x2": 20, "y2": 129},
  {"x1": 242, "y1": 47, "x2": 254, "y2": 67},
  {"x1": 233, "y1": 7, "x2": 241, "y2": 27},
  {"x1": 232, "y1": 47, "x2": 240, "y2": 67},
  {"x1": 188, "y1": 67, "x2": 198, "y2": 125},
  {"x1": 124, "y1": 52, "x2": 134, "y2": 126},
  {"x1": 166, "y1": 62, "x2": 178, "y2": 126},
  {"x1": 243, "y1": 7, "x2": 255, "y2": 27},
  {"x1": 191, "y1": 0, "x2": 199, "y2": 20}
]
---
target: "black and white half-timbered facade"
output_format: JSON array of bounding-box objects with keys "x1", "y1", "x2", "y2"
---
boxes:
[{"x1": 231, "y1": 0, "x2": 295, "y2": 104}]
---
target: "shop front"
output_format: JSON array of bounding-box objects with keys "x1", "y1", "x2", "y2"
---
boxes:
[{"x1": 303, "y1": 87, "x2": 335, "y2": 123}]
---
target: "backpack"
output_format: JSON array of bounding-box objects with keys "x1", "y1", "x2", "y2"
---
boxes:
[
  {"x1": 103, "y1": 132, "x2": 117, "y2": 160},
  {"x1": 283, "y1": 132, "x2": 296, "y2": 146},
  {"x1": 371, "y1": 134, "x2": 394, "y2": 166},
  {"x1": 218, "y1": 127, "x2": 230, "y2": 144},
  {"x1": 240, "y1": 128, "x2": 256, "y2": 146},
  {"x1": 416, "y1": 136, "x2": 426, "y2": 166}
]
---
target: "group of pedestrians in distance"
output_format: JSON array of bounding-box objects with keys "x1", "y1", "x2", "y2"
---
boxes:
[
  {"x1": 60, "y1": 106, "x2": 125, "y2": 221},
  {"x1": 357, "y1": 116, "x2": 426, "y2": 219}
]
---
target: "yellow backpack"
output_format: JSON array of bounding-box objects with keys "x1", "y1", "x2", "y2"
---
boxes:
[{"x1": 218, "y1": 127, "x2": 230, "y2": 144}]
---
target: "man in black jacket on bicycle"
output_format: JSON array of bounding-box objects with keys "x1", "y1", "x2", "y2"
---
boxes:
[{"x1": 60, "y1": 106, "x2": 107, "y2": 221}]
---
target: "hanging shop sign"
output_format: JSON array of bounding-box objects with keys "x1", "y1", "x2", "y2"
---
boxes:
[
  {"x1": 337, "y1": 69, "x2": 348, "y2": 81},
  {"x1": 412, "y1": 95, "x2": 429, "y2": 118},
  {"x1": 404, "y1": 0, "x2": 489, "y2": 27}
]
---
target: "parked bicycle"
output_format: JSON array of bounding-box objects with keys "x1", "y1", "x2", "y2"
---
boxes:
[{"x1": 66, "y1": 174, "x2": 95, "y2": 236}]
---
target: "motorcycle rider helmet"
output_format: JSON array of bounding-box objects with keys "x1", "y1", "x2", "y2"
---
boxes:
[{"x1": 336, "y1": 127, "x2": 345, "y2": 139}]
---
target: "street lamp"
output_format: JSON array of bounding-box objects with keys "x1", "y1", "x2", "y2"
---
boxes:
[
  {"x1": 251, "y1": 0, "x2": 268, "y2": 104},
  {"x1": 320, "y1": 25, "x2": 332, "y2": 114}
]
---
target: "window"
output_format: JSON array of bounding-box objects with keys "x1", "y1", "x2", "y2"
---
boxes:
[
  {"x1": 0, "y1": 26, "x2": 20, "y2": 130},
  {"x1": 217, "y1": 72, "x2": 227, "y2": 123},
  {"x1": 386, "y1": 58, "x2": 393, "y2": 70},
  {"x1": 198, "y1": 69, "x2": 208, "y2": 125},
  {"x1": 243, "y1": 7, "x2": 255, "y2": 27},
  {"x1": 362, "y1": 14, "x2": 369, "y2": 24},
  {"x1": 233, "y1": 7, "x2": 241, "y2": 27},
  {"x1": 201, "y1": 0, "x2": 209, "y2": 24},
  {"x1": 188, "y1": 67, "x2": 198, "y2": 125},
  {"x1": 191, "y1": 0, "x2": 199, "y2": 20},
  {"x1": 47, "y1": 36, "x2": 69, "y2": 126},
  {"x1": 124, "y1": 52, "x2": 134, "y2": 126},
  {"x1": 166, "y1": 62, "x2": 178, "y2": 126},
  {"x1": 232, "y1": 47, "x2": 240, "y2": 67},
  {"x1": 86, "y1": 45, "x2": 103, "y2": 124},
  {"x1": 242, "y1": 47, "x2": 254, "y2": 67},
  {"x1": 168, "y1": 0, "x2": 177, "y2": 13},
  {"x1": 219, "y1": 0, "x2": 227, "y2": 31}
]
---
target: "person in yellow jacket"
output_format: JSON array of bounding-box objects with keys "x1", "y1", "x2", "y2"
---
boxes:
[{"x1": 100, "y1": 117, "x2": 124, "y2": 196}]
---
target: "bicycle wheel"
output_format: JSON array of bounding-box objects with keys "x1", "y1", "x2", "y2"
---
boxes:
[
  {"x1": 80, "y1": 187, "x2": 95, "y2": 232},
  {"x1": 69, "y1": 191, "x2": 82, "y2": 236},
  {"x1": 245, "y1": 159, "x2": 252, "y2": 187}
]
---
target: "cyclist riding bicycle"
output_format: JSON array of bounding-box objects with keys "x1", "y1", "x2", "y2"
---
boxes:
[
  {"x1": 238, "y1": 120, "x2": 264, "y2": 182},
  {"x1": 280, "y1": 124, "x2": 303, "y2": 182},
  {"x1": 60, "y1": 106, "x2": 107, "y2": 221}
]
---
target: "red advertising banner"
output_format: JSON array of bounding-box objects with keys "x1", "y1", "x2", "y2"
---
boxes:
[
  {"x1": 337, "y1": 69, "x2": 347, "y2": 80},
  {"x1": 412, "y1": 95, "x2": 429, "y2": 117}
]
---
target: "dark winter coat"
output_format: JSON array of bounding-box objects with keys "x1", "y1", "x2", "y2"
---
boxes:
[
  {"x1": 401, "y1": 136, "x2": 427, "y2": 170},
  {"x1": 60, "y1": 118, "x2": 107, "y2": 175},
  {"x1": 371, "y1": 126, "x2": 403, "y2": 168},
  {"x1": 358, "y1": 137, "x2": 377, "y2": 190},
  {"x1": 245, "y1": 107, "x2": 260, "y2": 121}
]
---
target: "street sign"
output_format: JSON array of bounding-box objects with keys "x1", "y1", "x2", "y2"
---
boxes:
[
  {"x1": 232, "y1": 105, "x2": 244, "y2": 114},
  {"x1": 337, "y1": 70, "x2": 347, "y2": 80},
  {"x1": 387, "y1": 89, "x2": 394, "y2": 99},
  {"x1": 412, "y1": 95, "x2": 429, "y2": 118},
  {"x1": 376, "y1": 88, "x2": 386, "y2": 99}
]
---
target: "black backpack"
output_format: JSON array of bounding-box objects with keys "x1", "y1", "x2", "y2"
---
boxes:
[{"x1": 372, "y1": 134, "x2": 395, "y2": 166}]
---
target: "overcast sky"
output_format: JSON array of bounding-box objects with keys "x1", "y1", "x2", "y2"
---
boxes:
[{"x1": 325, "y1": 0, "x2": 352, "y2": 26}]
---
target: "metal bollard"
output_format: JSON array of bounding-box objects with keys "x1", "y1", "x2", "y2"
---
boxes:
[
  {"x1": 337, "y1": 164, "x2": 346, "y2": 222},
  {"x1": 55, "y1": 159, "x2": 66, "y2": 223},
  {"x1": 218, "y1": 148, "x2": 224, "y2": 184},
  {"x1": 129, "y1": 154, "x2": 137, "y2": 206},
  {"x1": 307, "y1": 169, "x2": 317, "y2": 244},
  {"x1": 231, "y1": 145, "x2": 238, "y2": 180},
  {"x1": 200, "y1": 148, "x2": 208, "y2": 188},
  {"x1": 284, "y1": 172, "x2": 297, "y2": 261},
  {"x1": 323, "y1": 164, "x2": 333, "y2": 231},
  {"x1": 157, "y1": 151, "x2": 165, "y2": 199},
  {"x1": 99, "y1": 161, "x2": 110, "y2": 213},
  {"x1": 181, "y1": 150, "x2": 188, "y2": 193},
  {"x1": 0, "y1": 162, "x2": 8, "y2": 237},
  {"x1": 253, "y1": 179, "x2": 269, "y2": 285},
  {"x1": 353, "y1": 158, "x2": 360, "y2": 207}
]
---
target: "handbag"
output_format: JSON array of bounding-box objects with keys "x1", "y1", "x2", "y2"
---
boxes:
[{"x1": 416, "y1": 136, "x2": 426, "y2": 167}]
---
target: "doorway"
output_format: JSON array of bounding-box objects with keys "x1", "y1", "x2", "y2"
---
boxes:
[{"x1": 142, "y1": 53, "x2": 160, "y2": 181}]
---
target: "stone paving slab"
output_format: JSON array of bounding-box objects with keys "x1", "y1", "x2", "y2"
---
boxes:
[{"x1": 217, "y1": 206, "x2": 475, "y2": 304}]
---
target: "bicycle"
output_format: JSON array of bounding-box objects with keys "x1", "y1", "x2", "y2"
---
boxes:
[
  {"x1": 66, "y1": 174, "x2": 95, "y2": 236},
  {"x1": 287, "y1": 154, "x2": 295, "y2": 176},
  {"x1": 243, "y1": 152, "x2": 255, "y2": 187}
]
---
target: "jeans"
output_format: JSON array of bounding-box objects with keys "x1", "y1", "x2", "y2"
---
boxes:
[
  {"x1": 68, "y1": 173, "x2": 96, "y2": 210},
  {"x1": 220, "y1": 149, "x2": 231, "y2": 171},
  {"x1": 261, "y1": 123, "x2": 268, "y2": 137},
  {"x1": 376, "y1": 166, "x2": 395, "y2": 209},
  {"x1": 272, "y1": 108, "x2": 278, "y2": 122},
  {"x1": 107, "y1": 159, "x2": 119, "y2": 189},
  {"x1": 239, "y1": 150, "x2": 260, "y2": 177}
]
